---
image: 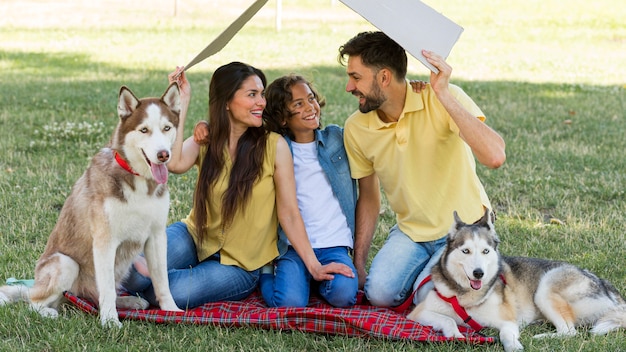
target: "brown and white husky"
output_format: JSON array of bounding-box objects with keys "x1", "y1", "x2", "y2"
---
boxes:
[
  {"x1": 0, "y1": 83, "x2": 183, "y2": 327},
  {"x1": 407, "y1": 210, "x2": 626, "y2": 352}
]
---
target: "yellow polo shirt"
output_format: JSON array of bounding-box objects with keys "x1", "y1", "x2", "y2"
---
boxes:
[
  {"x1": 344, "y1": 82, "x2": 491, "y2": 241},
  {"x1": 183, "y1": 132, "x2": 280, "y2": 271}
]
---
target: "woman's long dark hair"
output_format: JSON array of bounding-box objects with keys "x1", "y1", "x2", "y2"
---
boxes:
[
  {"x1": 263, "y1": 74, "x2": 326, "y2": 140},
  {"x1": 194, "y1": 62, "x2": 268, "y2": 242}
]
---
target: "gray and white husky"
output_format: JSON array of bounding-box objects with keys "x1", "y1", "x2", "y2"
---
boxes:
[
  {"x1": 407, "y1": 209, "x2": 626, "y2": 352},
  {"x1": 0, "y1": 84, "x2": 183, "y2": 328}
]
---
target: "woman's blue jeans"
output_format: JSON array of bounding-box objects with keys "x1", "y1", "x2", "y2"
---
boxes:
[
  {"x1": 122, "y1": 222, "x2": 260, "y2": 310},
  {"x1": 259, "y1": 246, "x2": 358, "y2": 308},
  {"x1": 364, "y1": 224, "x2": 446, "y2": 307}
]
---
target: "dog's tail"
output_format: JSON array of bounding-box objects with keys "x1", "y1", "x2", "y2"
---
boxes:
[
  {"x1": 591, "y1": 305, "x2": 626, "y2": 335},
  {"x1": 0, "y1": 284, "x2": 31, "y2": 305}
]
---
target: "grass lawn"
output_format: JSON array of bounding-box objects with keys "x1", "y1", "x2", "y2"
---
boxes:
[{"x1": 0, "y1": 0, "x2": 624, "y2": 351}]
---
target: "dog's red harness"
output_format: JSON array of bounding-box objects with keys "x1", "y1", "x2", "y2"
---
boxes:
[
  {"x1": 397, "y1": 274, "x2": 507, "y2": 332},
  {"x1": 421, "y1": 275, "x2": 484, "y2": 331},
  {"x1": 113, "y1": 150, "x2": 139, "y2": 176}
]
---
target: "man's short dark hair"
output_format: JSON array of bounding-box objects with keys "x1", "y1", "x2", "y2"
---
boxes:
[{"x1": 338, "y1": 31, "x2": 407, "y2": 81}]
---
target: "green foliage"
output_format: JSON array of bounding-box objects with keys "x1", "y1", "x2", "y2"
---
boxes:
[{"x1": 0, "y1": 0, "x2": 624, "y2": 351}]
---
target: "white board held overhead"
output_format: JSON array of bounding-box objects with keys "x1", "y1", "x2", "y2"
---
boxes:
[
  {"x1": 184, "y1": 0, "x2": 269, "y2": 71},
  {"x1": 339, "y1": 0, "x2": 463, "y2": 73}
]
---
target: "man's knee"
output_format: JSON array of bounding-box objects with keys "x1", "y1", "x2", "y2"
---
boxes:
[{"x1": 364, "y1": 274, "x2": 405, "y2": 307}]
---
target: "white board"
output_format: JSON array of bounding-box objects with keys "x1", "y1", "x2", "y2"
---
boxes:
[{"x1": 339, "y1": 0, "x2": 464, "y2": 73}]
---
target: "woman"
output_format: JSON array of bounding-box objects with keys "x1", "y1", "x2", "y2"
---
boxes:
[{"x1": 123, "y1": 63, "x2": 353, "y2": 309}]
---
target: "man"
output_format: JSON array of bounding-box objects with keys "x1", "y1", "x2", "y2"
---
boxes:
[{"x1": 338, "y1": 31, "x2": 506, "y2": 307}]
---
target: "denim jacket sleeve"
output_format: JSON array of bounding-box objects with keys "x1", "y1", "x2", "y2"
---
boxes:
[
  {"x1": 316, "y1": 125, "x2": 357, "y2": 235},
  {"x1": 276, "y1": 126, "x2": 357, "y2": 256}
]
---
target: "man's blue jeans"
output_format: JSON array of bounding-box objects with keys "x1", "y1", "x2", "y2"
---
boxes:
[
  {"x1": 123, "y1": 222, "x2": 260, "y2": 310},
  {"x1": 259, "y1": 246, "x2": 358, "y2": 308},
  {"x1": 364, "y1": 225, "x2": 446, "y2": 307}
]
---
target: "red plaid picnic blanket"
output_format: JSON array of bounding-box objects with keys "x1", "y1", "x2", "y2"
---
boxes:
[{"x1": 64, "y1": 290, "x2": 495, "y2": 344}]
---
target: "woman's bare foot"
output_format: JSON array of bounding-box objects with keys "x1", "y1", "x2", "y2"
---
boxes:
[{"x1": 133, "y1": 255, "x2": 151, "y2": 278}]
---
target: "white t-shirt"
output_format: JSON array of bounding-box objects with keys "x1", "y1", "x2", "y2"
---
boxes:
[{"x1": 290, "y1": 141, "x2": 353, "y2": 249}]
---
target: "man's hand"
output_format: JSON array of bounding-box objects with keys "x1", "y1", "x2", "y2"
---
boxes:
[
  {"x1": 422, "y1": 50, "x2": 452, "y2": 94},
  {"x1": 356, "y1": 267, "x2": 368, "y2": 290}
]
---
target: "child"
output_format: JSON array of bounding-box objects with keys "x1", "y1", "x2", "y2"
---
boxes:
[{"x1": 260, "y1": 74, "x2": 358, "y2": 307}]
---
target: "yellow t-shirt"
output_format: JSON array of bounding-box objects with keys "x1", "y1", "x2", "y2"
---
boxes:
[
  {"x1": 344, "y1": 82, "x2": 491, "y2": 241},
  {"x1": 182, "y1": 132, "x2": 280, "y2": 271}
]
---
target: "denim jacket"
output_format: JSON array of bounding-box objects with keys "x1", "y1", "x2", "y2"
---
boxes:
[{"x1": 277, "y1": 125, "x2": 357, "y2": 255}]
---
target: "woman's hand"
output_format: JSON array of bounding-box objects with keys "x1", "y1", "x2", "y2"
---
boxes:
[
  {"x1": 409, "y1": 79, "x2": 427, "y2": 93},
  {"x1": 168, "y1": 66, "x2": 191, "y2": 106},
  {"x1": 193, "y1": 120, "x2": 209, "y2": 145}
]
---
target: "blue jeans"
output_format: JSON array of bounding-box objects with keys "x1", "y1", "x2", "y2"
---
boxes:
[
  {"x1": 364, "y1": 225, "x2": 447, "y2": 307},
  {"x1": 123, "y1": 222, "x2": 260, "y2": 309},
  {"x1": 259, "y1": 246, "x2": 358, "y2": 308}
]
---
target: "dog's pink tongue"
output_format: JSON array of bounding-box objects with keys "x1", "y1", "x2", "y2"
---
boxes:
[
  {"x1": 470, "y1": 280, "x2": 482, "y2": 290},
  {"x1": 151, "y1": 163, "x2": 168, "y2": 184}
]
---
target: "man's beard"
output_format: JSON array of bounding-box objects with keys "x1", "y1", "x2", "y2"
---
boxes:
[{"x1": 357, "y1": 82, "x2": 386, "y2": 113}]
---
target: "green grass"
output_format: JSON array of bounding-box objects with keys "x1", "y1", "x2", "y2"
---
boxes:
[{"x1": 1, "y1": 0, "x2": 625, "y2": 351}]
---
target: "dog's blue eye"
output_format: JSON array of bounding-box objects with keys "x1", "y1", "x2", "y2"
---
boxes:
[
  {"x1": 462, "y1": 249, "x2": 470, "y2": 254},
  {"x1": 163, "y1": 126, "x2": 171, "y2": 132},
  {"x1": 140, "y1": 127, "x2": 149, "y2": 133},
  {"x1": 483, "y1": 249, "x2": 490, "y2": 254}
]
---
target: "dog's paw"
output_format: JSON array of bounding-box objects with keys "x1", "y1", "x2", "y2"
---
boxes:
[
  {"x1": 435, "y1": 320, "x2": 464, "y2": 339},
  {"x1": 160, "y1": 304, "x2": 183, "y2": 312},
  {"x1": 441, "y1": 327, "x2": 464, "y2": 339},
  {"x1": 35, "y1": 307, "x2": 59, "y2": 318},
  {"x1": 159, "y1": 300, "x2": 183, "y2": 312},
  {"x1": 501, "y1": 338, "x2": 524, "y2": 352},
  {"x1": 502, "y1": 339, "x2": 524, "y2": 352},
  {"x1": 152, "y1": 293, "x2": 183, "y2": 312},
  {"x1": 0, "y1": 292, "x2": 8, "y2": 305},
  {"x1": 533, "y1": 330, "x2": 576, "y2": 339},
  {"x1": 117, "y1": 295, "x2": 149, "y2": 310},
  {"x1": 100, "y1": 315, "x2": 123, "y2": 329}
]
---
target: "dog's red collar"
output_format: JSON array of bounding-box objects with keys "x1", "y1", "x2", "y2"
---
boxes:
[{"x1": 113, "y1": 150, "x2": 139, "y2": 176}]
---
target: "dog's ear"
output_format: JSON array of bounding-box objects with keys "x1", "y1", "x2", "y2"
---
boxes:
[
  {"x1": 489, "y1": 210, "x2": 496, "y2": 224},
  {"x1": 487, "y1": 209, "x2": 496, "y2": 228},
  {"x1": 162, "y1": 82, "x2": 181, "y2": 115},
  {"x1": 118, "y1": 86, "x2": 140, "y2": 120},
  {"x1": 448, "y1": 211, "x2": 465, "y2": 241},
  {"x1": 492, "y1": 232, "x2": 501, "y2": 249},
  {"x1": 452, "y1": 211, "x2": 465, "y2": 227},
  {"x1": 481, "y1": 208, "x2": 500, "y2": 249},
  {"x1": 473, "y1": 208, "x2": 493, "y2": 228}
]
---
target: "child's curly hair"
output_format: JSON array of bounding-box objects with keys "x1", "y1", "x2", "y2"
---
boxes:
[{"x1": 262, "y1": 74, "x2": 326, "y2": 140}]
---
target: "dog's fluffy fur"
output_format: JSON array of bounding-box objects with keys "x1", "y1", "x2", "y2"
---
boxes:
[
  {"x1": 407, "y1": 210, "x2": 626, "y2": 352},
  {"x1": 0, "y1": 84, "x2": 183, "y2": 327}
]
